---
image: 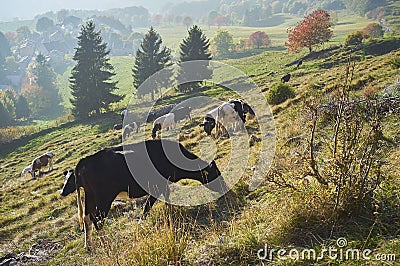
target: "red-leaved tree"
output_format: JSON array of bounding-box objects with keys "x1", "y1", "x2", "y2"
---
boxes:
[
  {"x1": 249, "y1": 31, "x2": 271, "y2": 49},
  {"x1": 286, "y1": 9, "x2": 333, "y2": 53}
]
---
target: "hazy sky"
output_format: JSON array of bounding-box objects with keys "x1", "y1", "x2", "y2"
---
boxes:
[{"x1": 0, "y1": 0, "x2": 181, "y2": 21}]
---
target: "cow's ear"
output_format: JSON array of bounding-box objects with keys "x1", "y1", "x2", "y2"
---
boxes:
[{"x1": 63, "y1": 170, "x2": 68, "y2": 176}]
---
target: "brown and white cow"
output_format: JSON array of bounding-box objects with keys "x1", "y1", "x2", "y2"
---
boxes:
[{"x1": 21, "y1": 152, "x2": 54, "y2": 179}]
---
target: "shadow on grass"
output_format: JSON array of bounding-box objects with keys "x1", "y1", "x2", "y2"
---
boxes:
[{"x1": 0, "y1": 112, "x2": 121, "y2": 158}]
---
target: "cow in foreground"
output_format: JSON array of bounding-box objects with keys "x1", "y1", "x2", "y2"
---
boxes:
[
  {"x1": 60, "y1": 140, "x2": 228, "y2": 251},
  {"x1": 21, "y1": 152, "x2": 54, "y2": 179}
]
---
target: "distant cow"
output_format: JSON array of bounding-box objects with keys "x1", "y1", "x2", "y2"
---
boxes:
[
  {"x1": 120, "y1": 109, "x2": 127, "y2": 121},
  {"x1": 152, "y1": 113, "x2": 175, "y2": 139},
  {"x1": 228, "y1": 99, "x2": 256, "y2": 123},
  {"x1": 145, "y1": 105, "x2": 174, "y2": 123},
  {"x1": 296, "y1": 59, "x2": 303, "y2": 68},
  {"x1": 281, "y1": 73, "x2": 291, "y2": 83},
  {"x1": 201, "y1": 100, "x2": 253, "y2": 137},
  {"x1": 21, "y1": 152, "x2": 54, "y2": 179},
  {"x1": 172, "y1": 106, "x2": 191, "y2": 123},
  {"x1": 113, "y1": 124, "x2": 123, "y2": 130},
  {"x1": 215, "y1": 102, "x2": 243, "y2": 138},
  {"x1": 122, "y1": 122, "x2": 138, "y2": 141},
  {"x1": 60, "y1": 140, "x2": 228, "y2": 250}
]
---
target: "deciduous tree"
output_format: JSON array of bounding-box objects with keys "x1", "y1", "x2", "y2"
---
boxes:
[
  {"x1": 363, "y1": 22, "x2": 384, "y2": 38},
  {"x1": 249, "y1": 31, "x2": 271, "y2": 49},
  {"x1": 23, "y1": 53, "x2": 62, "y2": 117},
  {"x1": 36, "y1": 17, "x2": 54, "y2": 33},
  {"x1": 285, "y1": 9, "x2": 333, "y2": 53},
  {"x1": 212, "y1": 30, "x2": 234, "y2": 56},
  {"x1": 182, "y1": 16, "x2": 193, "y2": 29}
]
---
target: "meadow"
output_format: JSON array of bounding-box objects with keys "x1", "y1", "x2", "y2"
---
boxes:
[{"x1": 1, "y1": 11, "x2": 400, "y2": 266}]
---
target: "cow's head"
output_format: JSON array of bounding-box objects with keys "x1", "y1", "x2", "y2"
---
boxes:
[
  {"x1": 201, "y1": 160, "x2": 229, "y2": 194},
  {"x1": 200, "y1": 117, "x2": 215, "y2": 136},
  {"x1": 243, "y1": 103, "x2": 255, "y2": 116},
  {"x1": 61, "y1": 169, "x2": 76, "y2": 196},
  {"x1": 152, "y1": 123, "x2": 161, "y2": 139}
]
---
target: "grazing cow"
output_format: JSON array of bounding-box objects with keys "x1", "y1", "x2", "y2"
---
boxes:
[
  {"x1": 281, "y1": 73, "x2": 291, "y2": 83},
  {"x1": 228, "y1": 99, "x2": 256, "y2": 123},
  {"x1": 296, "y1": 59, "x2": 303, "y2": 68},
  {"x1": 201, "y1": 100, "x2": 255, "y2": 136},
  {"x1": 200, "y1": 107, "x2": 219, "y2": 136},
  {"x1": 152, "y1": 113, "x2": 175, "y2": 139},
  {"x1": 22, "y1": 152, "x2": 54, "y2": 179},
  {"x1": 113, "y1": 124, "x2": 123, "y2": 130},
  {"x1": 145, "y1": 105, "x2": 174, "y2": 123},
  {"x1": 172, "y1": 106, "x2": 192, "y2": 123},
  {"x1": 60, "y1": 140, "x2": 228, "y2": 250},
  {"x1": 120, "y1": 109, "x2": 127, "y2": 121},
  {"x1": 122, "y1": 122, "x2": 138, "y2": 141},
  {"x1": 215, "y1": 103, "x2": 242, "y2": 138}
]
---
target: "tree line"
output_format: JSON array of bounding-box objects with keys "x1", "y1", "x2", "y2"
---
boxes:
[{"x1": 70, "y1": 22, "x2": 213, "y2": 118}]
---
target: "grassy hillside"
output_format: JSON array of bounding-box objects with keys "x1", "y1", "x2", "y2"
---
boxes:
[{"x1": 1, "y1": 34, "x2": 400, "y2": 266}]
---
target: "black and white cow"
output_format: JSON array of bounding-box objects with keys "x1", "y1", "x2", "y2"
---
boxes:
[
  {"x1": 200, "y1": 106, "x2": 219, "y2": 136},
  {"x1": 200, "y1": 99, "x2": 255, "y2": 137},
  {"x1": 60, "y1": 140, "x2": 228, "y2": 250}
]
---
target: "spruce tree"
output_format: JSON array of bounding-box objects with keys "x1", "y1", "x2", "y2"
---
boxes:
[
  {"x1": 132, "y1": 27, "x2": 171, "y2": 100},
  {"x1": 178, "y1": 25, "x2": 212, "y2": 92},
  {"x1": 70, "y1": 21, "x2": 121, "y2": 118}
]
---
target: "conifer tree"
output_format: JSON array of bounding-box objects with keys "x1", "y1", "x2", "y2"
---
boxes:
[
  {"x1": 132, "y1": 27, "x2": 171, "y2": 100},
  {"x1": 70, "y1": 21, "x2": 121, "y2": 118},
  {"x1": 177, "y1": 25, "x2": 212, "y2": 92}
]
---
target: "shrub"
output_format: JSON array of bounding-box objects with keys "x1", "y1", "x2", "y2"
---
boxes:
[
  {"x1": 363, "y1": 23, "x2": 384, "y2": 38},
  {"x1": 266, "y1": 83, "x2": 295, "y2": 105},
  {"x1": 302, "y1": 59, "x2": 399, "y2": 217},
  {"x1": 344, "y1": 31, "x2": 365, "y2": 46}
]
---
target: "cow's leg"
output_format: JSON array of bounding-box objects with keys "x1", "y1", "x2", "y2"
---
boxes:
[
  {"x1": 77, "y1": 188, "x2": 84, "y2": 231},
  {"x1": 31, "y1": 171, "x2": 35, "y2": 180},
  {"x1": 83, "y1": 214, "x2": 93, "y2": 251}
]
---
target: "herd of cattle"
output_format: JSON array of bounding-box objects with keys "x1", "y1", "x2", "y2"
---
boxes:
[
  {"x1": 114, "y1": 98, "x2": 255, "y2": 141},
  {"x1": 20, "y1": 98, "x2": 256, "y2": 250}
]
